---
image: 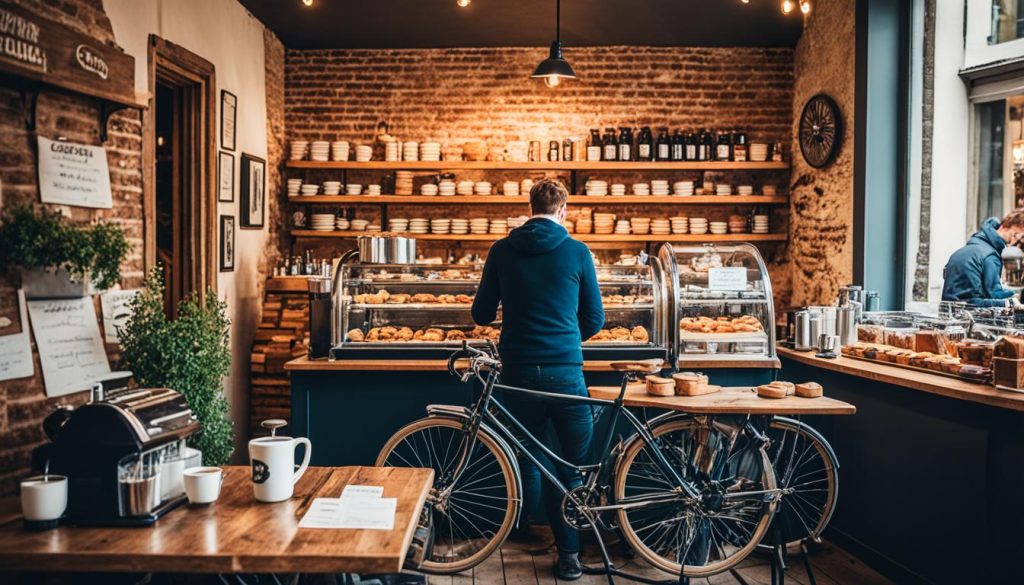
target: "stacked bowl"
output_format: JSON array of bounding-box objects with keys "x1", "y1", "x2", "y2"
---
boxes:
[
  {"x1": 367, "y1": 184, "x2": 382, "y2": 196},
  {"x1": 670, "y1": 216, "x2": 689, "y2": 234},
  {"x1": 630, "y1": 217, "x2": 651, "y2": 235},
  {"x1": 575, "y1": 216, "x2": 592, "y2": 234},
  {"x1": 385, "y1": 141, "x2": 400, "y2": 162},
  {"x1": 331, "y1": 141, "x2": 350, "y2": 161},
  {"x1": 470, "y1": 218, "x2": 490, "y2": 234},
  {"x1": 689, "y1": 217, "x2": 708, "y2": 235},
  {"x1": 403, "y1": 141, "x2": 419, "y2": 162},
  {"x1": 709, "y1": 221, "x2": 728, "y2": 235},
  {"x1": 300, "y1": 183, "x2": 320, "y2": 196},
  {"x1": 457, "y1": 180, "x2": 475, "y2": 196},
  {"x1": 594, "y1": 213, "x2": 616, "y2": 234},
  {"x1": 753, "y1": 215, "x2": 770, "y2": 234},
  {"x1": 421, "y1": 183, "x2": 439, "y2": 196},
  {"x1": 632, "y1": 183, "x2": 650, "y2": 196},
  {"x1": 763, "y1": 185, "x2": 777, "y2": 196},
  {"x1": 451, "y1": 219, "x2": 469, "y2": 234},
  {"x1": 420, "y1": 142, "x2": 441, "y2": 162},
  {"x1": 395, "y1": 171, "x2": 414, "y2": 195},
  {"x1": 287, "y1": 178, "x2": 302, "y2": 197},
  {"x1": 611, "y1": 183, "x2": 627, "y2": 196},
  {"x1": 489, "y1": 219, "x2": 508, "y2": 235},
  {"x1": 750, "y1": 143, "x2": 769, "y2": 162},
  {"x1": 614, "y1": 220, "x2": 631, "y2": 235},
  {"x1": 310, "y1": 141, "x2": 330, "y2": 162},
  {"x1": 351, "y1": 219, "x2": 369, "y2": 231},
  {"x1": 336, "y1": 216, "x2": 350, "y2": 230},
  {"x1": 289, "y1": 141, "x2": 308, "y2": 161},
  {"x1": 388, "y1": 218, "x2": 409, "y2": 232},
  {"x1": 587, "y1": 180, "x2": 608, "y2": 196},
  {"x1": 438, "y1": 181, "x2": 456, "y2": 196},
  {"x1": 715, "y1": 184, "x2": 733, "y2": 196},
  {"x1": 323, "y1": 181, "x2": 342, "y2": 196},
  {"x1": 345, "y1": 184, "x2": 362, "y2": 195},
  {"x1": 673, "y1": 181, "x2": 695, "y2": 196},
  {"x1": 737, "y1": 185, "x2": 754, "y2": 196},
  {"x1": 651, "y1": 180, "x2": 670, "y2": 195},
  {"x1": 355, "y1": 145, "x2": 373, "y2": 162},
  {"x1": 728, "y1": 215, "x2": 748, "y2": 233},
  {"x1": 503, "y1": 181, "x2": 520, "y2": 196},
  {"x1": 431, "y1": 218, "x2": 451, "y2": 234},
  {"x1": 474, "y1": 181, "x2": 493, "y2": 195},
  {"x1": 408, "y1": 218, "x2": 429, "y2": 234},
  {"x1": 650, "y1": 218, "x2": 671, "y2": 235},
  {"x1": 311, "y1": 213, "x2": 335, "y2": 232}
]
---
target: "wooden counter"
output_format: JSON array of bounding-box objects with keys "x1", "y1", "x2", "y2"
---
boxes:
[
  {"x1": 589, "y1": 383, "x2": 856, "y2": 415},
  {"x1": 285, "y1": 355, "x2": 780, "y2": 372},
  {"x1": 777, "y1": 346, "x2": 1024, "y2": 412}
]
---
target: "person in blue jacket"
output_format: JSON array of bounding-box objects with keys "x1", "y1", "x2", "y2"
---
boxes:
[
  {"x1": 942, "y1": 211, "x2": 1024, "y2": 307},
  {"x1": 472, "y1": 178, "x2": 604, "y2": 581}
]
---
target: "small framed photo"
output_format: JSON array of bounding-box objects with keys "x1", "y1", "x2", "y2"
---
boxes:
[
  {"x1": 220, "y1": 215, "x2": 235, "y2": 272},
  {"x1": 240, "y1": 153, "x2": 266, "y2": 228},
  {"x1": 220, "y1": 90, "x2": 237, "y2": 152},
  {"x1": 218, "y1": 151, "x2": 235, "y2": 202}
]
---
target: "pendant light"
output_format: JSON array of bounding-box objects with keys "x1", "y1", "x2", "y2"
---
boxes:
[{"x1": 532, "y1": 0, "x2": 576, "y2": 88}]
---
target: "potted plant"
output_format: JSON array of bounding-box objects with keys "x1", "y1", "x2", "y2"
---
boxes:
[
  {"x1": 0, "y1": 204, "x2": 130, "y2": 298},
  {"x1": 118, "y1": 269, "x2": 234, "y2": 466}
]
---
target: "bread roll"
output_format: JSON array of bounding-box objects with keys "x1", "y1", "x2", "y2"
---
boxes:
[
  {"x1": 646, "y1": 375, "x2": 676, "y2": 397},
  {"x1": 757, "y1": 384, "x2": 788, "y2": 399},
  {"x1": 795, "y1": 382, "x2": 823, "y2": 398}
]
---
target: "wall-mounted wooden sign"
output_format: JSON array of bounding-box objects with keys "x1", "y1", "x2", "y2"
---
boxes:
[{"x1": 0, "y1": 1, "x2": 136, "y2": 107}]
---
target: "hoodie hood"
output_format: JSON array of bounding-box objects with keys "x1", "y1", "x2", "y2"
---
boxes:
[
  {"x1": 969, "y1": 217, "x2": 1006, "y2": 253},
  {"x1": 507, "y1": 218, "x2": 570, "y2": 255}
]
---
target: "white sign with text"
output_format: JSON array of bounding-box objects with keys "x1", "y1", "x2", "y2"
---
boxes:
[
  {"x1": 0, "y1": 290, "x2": 34, "y2": 382},
  {"x1": 100, "y1": 289, "x2": 138, "y2": 344},
  {"x1": 707, "y1": 267, "x2": 748, "y2": 291},
  {"x1": 28, "y1": 297, "x2": 110, "y2": 397},
  {"x1": 37, "y1": 136, "x2": 113, "y2": 208}
]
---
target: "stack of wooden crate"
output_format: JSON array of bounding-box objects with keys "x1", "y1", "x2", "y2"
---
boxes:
[{"x1": 250, "y1": 276, "x2": 310, "y2": 434}]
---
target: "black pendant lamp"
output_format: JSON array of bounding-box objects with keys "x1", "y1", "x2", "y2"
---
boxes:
[{"x1": 532, "y1": 0, "x2": 576, "y2": 87}]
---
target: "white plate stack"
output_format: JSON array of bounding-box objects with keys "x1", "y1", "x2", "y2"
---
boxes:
[
  {"x1": 457, "y1": 180, "x2": 475, "y2": 196},
  {"x1": 403, "y1": 141, "x2": 419, "y2": 162},
  {"x1": 384, "y1": 141, "x2": 400, "y2": 162},
  {"x1": 594, "y1": 213, "x2": 616, "y2": 234},
  {"x1": 752, "y1": 215, "x2": 770, "y2": 234},
  {"x1": 421, "y1": 183, "x2": 439, "y2": 196},
  {"x1": 650, "y1": 218, "x2": 671, "y2": 235},
  {"x1": 715, "y1": 184, "x2": 733, "y2": 196},
  {"x1": 431, "y1": 218, "x2": 451, "y2": 234},
  {"x1": 762, "y1": 185, "x2": 777, "y2": 196},
  {"x1": 331, "y1": 141, "x2": 350, "y2": 162},
  {"x1": 586, "y1": 180, "x2": 608, "y2": 196},
  {"x1": 336, "y1": 217, "x2": 350, "y2": 230},
  {"x1": 750, "y1": 143, "x2": 769, "y2": 162},
  {"x1": 287, "y1": 178, "x2": 302, "y2": 197},
  {"x1": 395, "y1": 171, "x2": 414, "y2": 195},
  {"x1": 503, "y1": 181, "x2": 520, "y2": 196},
  {"x1": 630, "y1": 217, "x2": 651, "y2": 234},
  {"x1": 673, "y1": 181, "x2": 695, "y2": 196},
  {"x1": 610, "y1": 183, "x2": 627, "y2": 196},
  {"x1": 670, "y1": 216, "x2": 689, "y2": 234},
  {"x1": 689, "y1": 218, "x2": 708, "y2": 235},
  {"x1": 614, "y1": 220, "x2": 631, "y2": 235},
  {"x1": 350, "y1": 219, "x2": 369, "y2": 231},
  {"x1": 355, "y1": 145, "x2": 373, "y2": 162},
  {"x1": 470, "y1": 218, "x2": 490, "y2": 234},
  {"x1": 737, "y1": 185, "x2": 754, "y2": 196},
  {"x1": 409, "y1": 218, "x2": 429, "y2": 234},
  {"x1": 310, "y1": 141, "x2": 330, "y2": 162},
  {"x1": 728, "y1": 215, "x2": 749, "y2": 233},
  {"x1": 367, "y1": 184, "x2": 382, "y2": 196},
  {"x1": 345, "y1": 184, "x2": 362, "y2": 195},
  {"x1": 300, "y1": 183, "x2": 320, "y2": 196},
  {"x1": 474, "y1": 181, "x2": 493, "y2": 195},
  {"x1": 709, "y1": 221, "x2": 728, "y2": 235},
  {"x1": 323, "y1": 181, "x2": 342, "y2": 196},
  {"x1": 489, "y1": 219, "x2": 508, "y2": 235},
  {"x1": 367, "y1": 224, "x2": 382, "y2": 232},
  {"x1": 521, "y1": 178, "x2": 534, "y2": 194},
  {"x1": 388, "y1": 218, "x2": 408, "y2": 232},
  {"x1": 311, "y1": 213, "x2": 336, "y2": 232},
  {"x1": 438, "y1": 181, "x2": 456, "y2": 196},
  {"x1": 507, "y1": 216, "x2": 529, "y2": 229},
  {"x1": 651, "y1": 180, "x2": 670, "y2": 196},
  {"x1": 507, "y1": 141, "x2": 530, "y2": 162},
  {"x1": 289, "y1": 141, "x2": 308, "y2": 161},
  {"x1": 450, "y1": 219, "x2": 469, "y2": 234},
  {"x1": 632, "y1": 183, "x2": 650, "y2": 196},
  {"x1": 420, "y1": 142, "x2": 441, "y2": 162}
]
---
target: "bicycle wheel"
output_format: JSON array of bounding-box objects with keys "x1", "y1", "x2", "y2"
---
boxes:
[
  {"x1": 614, "y1": 417, "x2": 777, "y2": 578},
  {"x1": 760, "y1": 417, "x2": 838, "y2": 552},
  {"x1": 376, "y1": 417, "x2": 519, "y2": 574}
]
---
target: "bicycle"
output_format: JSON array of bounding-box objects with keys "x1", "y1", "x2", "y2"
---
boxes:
[{"x1": 376, "y1": 343, "x2": 798, "y2": 582}]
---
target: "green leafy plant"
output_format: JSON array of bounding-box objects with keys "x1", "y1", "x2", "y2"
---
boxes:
[
  {"x1": 118, "y1": 268, "x2": 234, "y2": 465},
  {"x1": 0, "y1": 204, "x2": 129, "y2": 290}
]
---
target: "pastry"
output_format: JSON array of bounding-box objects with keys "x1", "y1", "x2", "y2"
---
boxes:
[
  {"x1": 794, "y1": 382, "x2": 823, "y2": 398},
  {"x1": 422, "y1": 328, "x2": 445, "y2": 342},
  {"x1": 646, "y1": 375, "x2": 676, "y2": 397},
  {"x1": 768, "y1": 381, "x2": 795, "y2": 395},
  {"x1": 366, "y1": 327, "x2": 381, "y2": 341},
  {"x1": 411, "y1": 293, "x2": 436, "y2": 303},
  {"x1": 347, "y1": 328, "x2": 365, "y2": 342},
  {"x1": 631, "y1": 326, "x2": 650, "y2": 342},
  {"x1": 436, "y1": 294, "x2": 457, "y2": 304},
  {"x1": 455, "y1": 294, "x2": 474, "y2": 304},
  {"x1": 445, "y1": 329, "x2": 466, "y2": 341},
  {"x1": 610, "y1": 327, "x2": 632, "y2": 340},
  {"x1": 386, "y1": 293, "x2": 411, "y2": 304},
  {"x1": 395, "y1": 327, "x2": 414, "y2": 341},
  {"x1": 672, "y1": 372, "x2": 711, "y2": 395},
  {"x1": 757, "y1": 384, "x2": 788, "y2": 399},
  {"x1": 378, "y1": 326, "x2": 398, "y2": 341}
]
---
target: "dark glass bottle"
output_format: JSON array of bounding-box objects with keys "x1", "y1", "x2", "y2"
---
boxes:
[
  {"x1": 671, "y1": 130, "x2": 685, "y2": 161},
  {"x1": 655, "y1": 128, "x2": 670, "y2": 161},
  {"x1": 716, "y1": 132, "x2": 732, "y2": 161},
  {"x1": 637, "y1": 126, "x2": 654, "y2": 161},
  {"x1": 697, "y1": 129, "x2": 712, "y2": 161},
  {"x1": 602, "y1": 128, "x2": 618, "y2": 161},
  {"x1": 618, "y1": 127, "x2": 633, "y2": 162},
  {"x1": 685, "y1": 132, "x2": 697, "y2": 161},
  {"x1": 588, "y1": 129, "x2": 603, "y2": 161},
  {"x1": 733, "y1": 131, "x2": 748, "y2": 162}
]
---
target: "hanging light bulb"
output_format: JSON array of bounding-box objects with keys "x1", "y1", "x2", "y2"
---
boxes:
[
  {"x1": 302, "y1": 0, "x2": 313, "y2": 6},
  {"x1": 800, "y1": 0, "x2": 811, "y2": 14},
  {"x1": 544, "y1": 75, "x2": 561, "y2": 88},
  {"x1": 781, "y1": 0, "x2": 795, "y2": 14},
  {"x1": 456, "y1": 0, "x2": 471, "y2": 7},
  {"x1": 532, "y1": 0, "x2": 576, "y2": 87}
]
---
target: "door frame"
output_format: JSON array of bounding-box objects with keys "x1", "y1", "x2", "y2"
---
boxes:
[{"x1": 144, "y1": 34, "x2": 217, "y2": 299}]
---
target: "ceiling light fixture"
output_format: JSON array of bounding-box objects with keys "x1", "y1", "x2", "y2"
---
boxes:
[
  {"x1": 781, "y1": 0, "x2": 795, "y2": 14},
  {"x1": 532, "y1": 0, "x2": 576, "y2": 88},
  {"x1": 456, "y1": 0, "x2": 471, "y2": 7},
  {"x1": 302, "y1": 0, "x2": 313, "y2": 6}
]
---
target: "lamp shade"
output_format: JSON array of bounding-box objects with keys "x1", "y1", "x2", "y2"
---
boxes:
[{"x1": 532, "y1": 41, "x2": 577, "y2": 81}]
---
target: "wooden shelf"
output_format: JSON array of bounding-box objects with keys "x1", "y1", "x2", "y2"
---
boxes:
[
  {"x1": 286, "y1": 160, "x2": 789, "y2": 171},
  {"x1": 288, "y1": 195, "x2": 788, "y2": 205},
  {"x1": 291, "y1": 230, "x2": 787, "y2": 243}
]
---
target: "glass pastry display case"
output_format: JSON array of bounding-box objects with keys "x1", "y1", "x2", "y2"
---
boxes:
[
  {"x1": 656, "y1": 242, "x2": 777, "y2": 366},
  {"x1": 329, "y1": 253, "x2": 668, "y2": 360}
]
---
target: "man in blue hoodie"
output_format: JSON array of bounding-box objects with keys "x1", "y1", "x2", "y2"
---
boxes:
[
  {"x1": 472, "y1": 178, "x2": 604, "y2": 580},
  {"x1": 942, "y1": 211, "x2": 1024, "y2": 307}
]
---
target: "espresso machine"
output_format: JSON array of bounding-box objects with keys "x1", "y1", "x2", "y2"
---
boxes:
[{"x1": 32, "y1": 384, "x2": 200, "y2": 526}]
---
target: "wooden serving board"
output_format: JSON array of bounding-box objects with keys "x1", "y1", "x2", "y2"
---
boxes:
[{"x1": 588, "y1": 384, "x2": 856, "y2": 415}]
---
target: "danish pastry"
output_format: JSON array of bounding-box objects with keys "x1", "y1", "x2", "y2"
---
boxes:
[
  {"x1": 631, "y1": 326, "x2": 650, "y2": 342},
  {"x1": 347, "y1": 328, "x2": 365, "y2": 342}
]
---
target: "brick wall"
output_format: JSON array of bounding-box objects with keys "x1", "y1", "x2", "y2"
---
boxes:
[
  {"x1": 262, "y1": 28, "x2": 286, "y2": 288},
  {"x1": 0, "y1": 0, "x2": 144, "y2": 495}
]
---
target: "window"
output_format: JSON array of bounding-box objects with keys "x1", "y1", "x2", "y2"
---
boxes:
[
  {"x1": 970, "y1": 92, "x2": 1024, "y2": 227},
  {"x1": 990, "y1": 0, "x2": 1024, "y2": 44}
]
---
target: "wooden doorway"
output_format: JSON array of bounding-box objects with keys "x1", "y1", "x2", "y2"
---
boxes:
[{"x1": 144, "y1": 35, "x2": 217, "y2": 316}]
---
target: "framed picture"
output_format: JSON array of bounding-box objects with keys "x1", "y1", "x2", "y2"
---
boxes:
[
  {"x1": 220, "y1": 90, "x2": 237, "y2": 152},
  {"x1": 218, "y1": 151, "x2": 234, "y2": 202},
  {"x1": 220, "y1": 215, "x2": 235, "y2": 272},
  {"x1": 240, "y1": 153, "x2": 266, "y2": 228}
]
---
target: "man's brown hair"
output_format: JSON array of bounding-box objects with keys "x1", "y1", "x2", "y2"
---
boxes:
[
  {"x1": 529, "y1": 179, "x2": 569, "y2": 215},
  {"x1": 1002, "y1": 209, "x2": 1024, "y2": 229}
]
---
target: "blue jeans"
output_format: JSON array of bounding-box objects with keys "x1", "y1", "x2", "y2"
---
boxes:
[{"x1": 498, "y1": 364, "x2": 594, "y2": 554}]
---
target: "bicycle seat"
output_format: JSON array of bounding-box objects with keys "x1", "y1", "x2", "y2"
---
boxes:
[{"x1": 609, "y1": 359, "x2": 664, "y2": 374}]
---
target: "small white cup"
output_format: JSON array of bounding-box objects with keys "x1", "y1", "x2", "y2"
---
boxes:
[
  {"x1": 183, "y1": 467, "x2": 223, "y2": 504},
  {"x1": 20, "y1": 475, "x2": 68, "y2": 521}
]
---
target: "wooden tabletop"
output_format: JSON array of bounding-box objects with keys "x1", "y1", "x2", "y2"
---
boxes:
[
  {"x1": 285, "y1": 356, "x2": 780, "y2": 372},
  {"x1": 588, "y1": 384, "x2": 856, "y2": 415},
  {"x1": 0, "y1": 466, "x2": 433, "y2": 575},
  {"x1": 777, "y1": 346, "x2": 1024, "y2": 412}
]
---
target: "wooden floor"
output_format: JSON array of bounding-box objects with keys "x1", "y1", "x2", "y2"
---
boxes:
[{"x1": 431, "y1": 528, "x2": 893, "y2": 585}]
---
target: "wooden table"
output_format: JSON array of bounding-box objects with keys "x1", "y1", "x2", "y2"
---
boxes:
[
  {"x1": 0, "y1": 466, "x2": 433, "y2": 575},
  {"x1": 588, "y1": 384, "x2": 857, "y2": 415}
]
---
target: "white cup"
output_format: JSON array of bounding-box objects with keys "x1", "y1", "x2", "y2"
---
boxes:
[
  {"x1": 20, "y1": 475, "x2": 68, "y2": 521},
  {"x1": 248, "y1": 436, "x2": 311, "y2": 502},
  {"x1": 183, "y1": 467, "x2": 223, "y2": 504}
]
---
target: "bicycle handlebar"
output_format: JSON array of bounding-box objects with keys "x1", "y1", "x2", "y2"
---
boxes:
[{"x1": 447, "y1": 340, "x2": 501, "y2": 383}]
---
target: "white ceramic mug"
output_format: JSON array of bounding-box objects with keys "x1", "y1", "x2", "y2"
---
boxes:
[
  {"x1": 20, "y1": 475, "x2": 68, "y2": 521},
  {"x1": 248, "y1": 436, "x2": 311, "y2": 502},
  {"x1": 183, "y1": 466, "x2": 223, "y2": 504}
]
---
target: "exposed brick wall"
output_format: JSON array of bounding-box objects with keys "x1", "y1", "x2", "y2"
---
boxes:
[
  {"x1": 0, "y1": 0, "x2": 143, "y2": 495},
  {"x1": 261, "y1": 28, "x2": 286, "y2": 293},
  {"x1": 783, "y1": 0, "x2": 856, "y2": 309}
]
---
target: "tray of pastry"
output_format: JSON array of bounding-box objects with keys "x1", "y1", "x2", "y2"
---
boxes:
[
  {"x1": 679, "y1": 316, "x2": 765, "y2": 338},
  {"x1": 840, "y1": 342, "x2": 991, "y2": 384},
  {"x1": 332, "y1": 325, "x2": 501, "y2": 360}
]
